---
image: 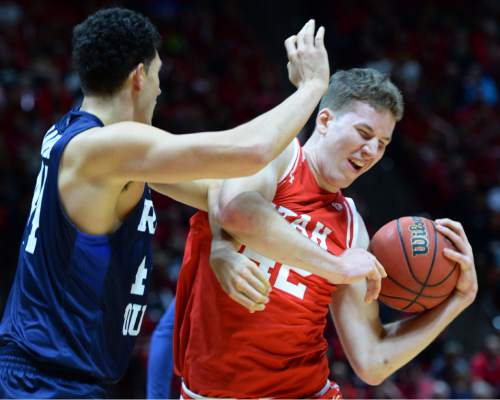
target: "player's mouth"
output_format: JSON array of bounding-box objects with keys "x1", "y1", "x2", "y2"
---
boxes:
[{"x1": 347, "y1": 158, "x2": 366, "y2": 173}]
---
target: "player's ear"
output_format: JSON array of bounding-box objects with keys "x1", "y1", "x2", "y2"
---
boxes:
[
  {"x1": 315, "y1": 108, "x2": 333, "y2": 136},
  {"x1": 130, "y1": 63, "x2": 145, "y2": 92}
]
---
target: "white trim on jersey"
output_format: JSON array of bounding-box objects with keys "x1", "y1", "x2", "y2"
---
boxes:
[
  {"x1": 181, "y1": 381, "x2": 204, "y2": 399},
  {"x1": 180, "y1": 379, "x2": 334, "y2": 399},
  {"x1": 344, "y1": 197, "x2": 359, "y2": 249},
  {"x1": 345, "y1": 203, "x2": 352, "y2": 248},
  {"x1": 278, "y1": 138, "x2": 301, "y2": 184},
  {"x1": 316, "y1": 379, "x2": 334, "y2": 396}
]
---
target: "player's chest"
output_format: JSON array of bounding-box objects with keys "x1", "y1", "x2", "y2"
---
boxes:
[{"x1": 273, "y1": 200, "x2": 351, "y2": 255}]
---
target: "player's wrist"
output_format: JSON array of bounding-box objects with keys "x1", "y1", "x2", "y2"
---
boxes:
[
  {"x1": 298, "y1": 78, "x2": 328, "y2": 95},
  {"x1": 450, "y1": 288, "x2": 476, "y2": 309},
  {"x1": 322, "y1": 255, "x2": 350, "y2": 284},
  {"x1": 211, "y1": 236, "x2": 233, "y2": 252}
]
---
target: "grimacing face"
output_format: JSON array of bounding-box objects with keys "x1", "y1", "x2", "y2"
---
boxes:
[
  {"x1": 135, "y1": 52, "x2": 162, "y2": 124},
  {"x1": 313, "y1": 101, "x2": 396, "y2": 192}
]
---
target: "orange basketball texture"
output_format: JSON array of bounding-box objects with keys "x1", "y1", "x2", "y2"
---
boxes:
[{"x1": 369, "y1": 216, "x2": 460, "y2": 313}]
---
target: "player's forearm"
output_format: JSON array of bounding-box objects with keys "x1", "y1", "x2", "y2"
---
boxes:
[
  {"x1": 367, "y1": 294, "x2": 470, "y2": 384},
  {"x1": 218, "y1": 191, "x2": 348, "y2": 283},
  {"x1": 160, "y1": 82, "x2": 326, "y2": 181},
  {"x1": 227, "y1": 81, "x2": 326, "y2": 167}
]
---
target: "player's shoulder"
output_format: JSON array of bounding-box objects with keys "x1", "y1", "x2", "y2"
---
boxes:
[{"x1": 61, "y1": 126, "x2": 103, "y2": 170}]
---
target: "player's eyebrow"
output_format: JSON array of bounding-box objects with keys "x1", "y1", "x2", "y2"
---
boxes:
[{"x1": 356, "y1": 123, "x2": 392, "y2": 143}]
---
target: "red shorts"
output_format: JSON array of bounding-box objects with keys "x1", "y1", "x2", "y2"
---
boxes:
[{"x1": 180, "y1": 380, "x2": 343, "y2": 399}]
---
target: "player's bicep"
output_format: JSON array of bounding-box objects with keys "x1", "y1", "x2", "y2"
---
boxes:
[
  {"x1": 76, "y1": 122, "x2": 266, "y2": 184},
  {"x1": 330, "y1": 282, "x2": 382, "y2": 371}
]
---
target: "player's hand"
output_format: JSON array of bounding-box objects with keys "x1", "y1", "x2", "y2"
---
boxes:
[
  {"x1": 435, "y1": 218, "x2": 478, "y2": 306},
  {"x1": 337, "y1": 248, "x2": 387, "y2": 303},
  {"x1": 209, "y1": 238, "x2": 271, "y2": 313},
  {"x1": 284, "y1": 19, "x2": 329, "y2": 91}
]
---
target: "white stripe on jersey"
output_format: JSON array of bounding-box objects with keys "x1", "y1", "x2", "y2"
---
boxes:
[
  {"x1": 345, "y1": 197, "x2": 359, "y2": 248},
  {"x1": 278, "y1": 138, "x2": 301, "y2": 183}
]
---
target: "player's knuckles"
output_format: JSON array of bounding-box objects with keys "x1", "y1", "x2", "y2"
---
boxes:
[
  {"x1": 233, "y1": 276, "x2": 247, "y2": 290},
  {"x1": 462, "y1": 257, "x2": 473, "y2": 269},
  {"x1": 239, "y1": 268, "x2": 252, "y2": 280},
  {"x1": 227, "y1": 287, "x2": 238, "y2": 298}
]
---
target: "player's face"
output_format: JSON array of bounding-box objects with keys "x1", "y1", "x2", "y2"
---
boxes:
[
  {"x1": 314, "y1": 101, "x2": 396, "y2": 191},
  {"x1": 135, "y1": 52, "x2": 162, "y2": 124}
]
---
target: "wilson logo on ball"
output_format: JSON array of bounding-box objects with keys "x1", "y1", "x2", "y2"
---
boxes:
[{"x1": 409, "y1": 217, "x2": 429, "y2": 256}]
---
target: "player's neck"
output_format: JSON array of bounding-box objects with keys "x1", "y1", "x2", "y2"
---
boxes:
[
  {"x1": 80, "y1": 91, "x2": 134, "y2": 125},
  {"x1": 303, "y1": 139, "x2": 340, "y2": 194}
]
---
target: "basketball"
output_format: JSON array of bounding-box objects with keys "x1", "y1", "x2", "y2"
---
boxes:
[{"x1": 369, "y1": 216, "x2": 460, "y2": 313}]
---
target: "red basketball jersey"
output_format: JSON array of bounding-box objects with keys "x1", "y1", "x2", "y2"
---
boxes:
[{"x1": 174, "y1": 140, "x2": 359, "y2": 398}]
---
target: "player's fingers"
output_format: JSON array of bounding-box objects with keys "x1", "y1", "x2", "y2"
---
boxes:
[
  {"x1": 315, "y1": 26, "x2": 325, "y2": 49},
  {"x1": 302, "y1": 19, "x2": 315, "y2": 47},
  {"x1": 284, "y1": 35, "x2": 298, "y2": 59},
  {"x1": 229, "y1": 290, "x2": 265, "y2": 313},
  {"x1": 297, "y1": 19, "x2": 312, "y2": 49},
  {"x1": 365, "y1": 277, "x2": 380, "y2": 303},
  {"x1": 285, "y1": 36, "x2": 297, "y2": 65},
  {"x1": 374, "y1": 258, "x2": 387, "y2": 278},
  {"x1": 248, "y1": 263, "x2": 271, "y2": 294},
  {"x1": 443, "y1": 248, "x2": 472, "y2": 270},
  {"x1": 235, "y1": 276, "x2": 269, "y2": 304},
  {"x1": 435, "y1": 223, "x2": 467, "y2": 254},
  {"x1": 366, "y1": 267, "x2": 382, "y2": 301},
  {"x1": 243, "y1": 267, "x2": 270, "y2": 297},
  {"x1": 435, "y1": 218, "x2": 468, "y2": 242}
]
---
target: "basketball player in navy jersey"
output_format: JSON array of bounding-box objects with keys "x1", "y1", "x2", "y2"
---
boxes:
[{"x1": 0, "y1": 8, "x2": 374, "y2": 398}]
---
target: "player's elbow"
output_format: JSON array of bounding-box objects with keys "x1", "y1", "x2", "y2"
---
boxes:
[
  {"x1": 356, "y1": 369, "x2": 386, "y2": 386},
  {"x1": 227, "y1": 129, "x2": 276, "y2": 175},
  {"x1": 350, "y1": 353, "x2": 390, "y2": 386},
  {"x1": 235, "y1": 145, "x2": 273, "y2": 176}
]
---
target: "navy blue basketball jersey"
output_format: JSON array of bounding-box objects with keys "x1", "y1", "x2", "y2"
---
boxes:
[{"x1": 0, "y1": 109, "x2": 156, "y2": 383}]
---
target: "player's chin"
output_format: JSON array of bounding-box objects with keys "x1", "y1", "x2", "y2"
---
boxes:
[{"x1": 340, "y1": 171, "x2": 360, "y2": 187}]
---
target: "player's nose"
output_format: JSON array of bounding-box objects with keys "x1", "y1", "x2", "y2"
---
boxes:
[{"x1": 362, "y1": 137, "x2": 378, "y2": 158}]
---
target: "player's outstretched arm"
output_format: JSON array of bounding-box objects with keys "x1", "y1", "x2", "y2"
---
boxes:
[
  {"x1": 330, "y1": 217, "x2": 477, "y2": 386},
  {"x1": 74, "y1": 20, "x2": 329, "y2": 184}
]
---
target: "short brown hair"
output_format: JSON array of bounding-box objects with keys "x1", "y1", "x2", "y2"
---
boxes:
[{"x1": 319, "y1": 68, "x2": 404, "y2": 121}]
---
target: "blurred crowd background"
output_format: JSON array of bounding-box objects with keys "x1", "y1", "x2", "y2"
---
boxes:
[{"x1": 0, "y1": 0, "x2": 499, "y2": 398}]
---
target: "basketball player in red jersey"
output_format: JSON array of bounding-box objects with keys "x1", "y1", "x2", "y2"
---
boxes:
[{"x1": 165, "y1": 68, "x2": 478, "y2": 398}]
